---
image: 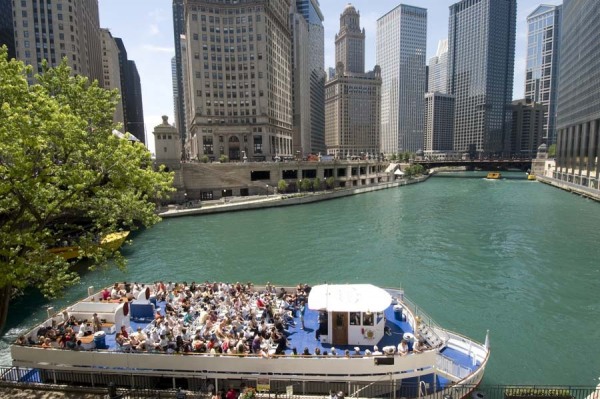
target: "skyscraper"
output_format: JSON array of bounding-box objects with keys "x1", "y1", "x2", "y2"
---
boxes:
[
  {"x1": 524, "y1": 4, "x2": 562, "y2": 146},
  {"x1": 554, "y1": 0, "x2": 600, "y2": 190},
  {"x1": 183, "y1": 0, "x2": 293, "y2": 162},
  {"x1": 291, "y1": 0, "x2": 325, "y2": 156},
  {"x1": 299, "y1": 0, "x2": 325, "y2": 155},
  {"x1": 428, "y1": 39, "x2": 448, "y2": 94},
  {"x1": 510, "y1": 99, "x2": 545, "y2": 157},
  {"x1": 0, "y1": 0, "x2": 14, "y2": 59},
  {"x1": 424, "y1": 92, "x2": 454, "y2": 154},
  {"x1": 377, "y1": 4, "x2": 427, "y2": 154},
  {"x1": 11, "y1": 0, "x2": 103, "y2": 84},
  {"x1": 100, "y1": 29, "x2": 125, "y2": 127},
  {"x1": 335, "y1": 4, "x2": 365, "y2": 75},
  {"x1": 448, "y1": 0, "x2": 516, "y2": 157},
  {"x1": 325, "y1": 5, "x2": 381, "y2": 158},
  {"x1": 172, "y1": 0, "x2": 187, "y2": 144},
  {"x1": 125, "y1": 60, "x2": 145, "y2": 144}
]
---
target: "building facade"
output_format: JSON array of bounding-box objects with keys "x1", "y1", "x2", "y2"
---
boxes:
[
  {"x1": 377, "y1": 4, "x2": 427, "y2": 155},
  {"x1": 296, "y1": 0, "x2": 325, "y2": 156},
  {"x1": 325, "y1": 66, "x2": 381, "y2": 158},
  {"x1": 510, "y1": 99, "x2": 545, "y2": 158},
  {"x1": 11, "y1": 0, "x2": 103, "y2": 84},
  {"x1": 424, "y1": 92, "x2": 455, "y2": 153},
  {"x1": 125, "y1": 60, "x2": 145, "y2": 144},
  {"x1": 100, "y1": 29, "x2": 125, "y2": 127},
  {"x1": 184, "y1": 0, "x2": 293, "y2": 162},
  {"x1": 554, "y1": 0, "x2": 600, "y2": 191},
  {"x1": 0, "y1": 0, "x2": 14, "y2": 59},
  {"x1": 335, "y1": 4, "x2": 364, "y2": 75},
  {"x1": 428, "y1": 39, "x2": 448, "y2": 94},
  {"x1": 448, "y1": 0, "x2": 516, "y2": 156},
  {"x1": 172, "y1": 0, "x2": 187, "y2": 144},
  {"x1": 524, "y1": 4, "x2": 562, "y2": 146},
  {"x1": 325, "y1": 5, "x2": 381, "y2": 159}
]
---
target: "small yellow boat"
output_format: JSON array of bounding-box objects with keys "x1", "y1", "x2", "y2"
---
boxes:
[
  {"x1": 486, "y1": 172, "x2": 501, "y2": 179},
  {"x1": 48, "y1": 231, "x2": 130, "y2": 260},
  {"x1": 527, "y1": 174, "x2": 536, "y2": 180}
]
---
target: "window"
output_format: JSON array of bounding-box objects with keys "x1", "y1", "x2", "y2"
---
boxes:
[
  {"x1": 362, "y1": 312, "x2": 373, "y2": 326},
  {"x1": 253, "y1": 135, "x2": 262, "y2": 154},
  {"x1": 350, "y1": 312, "x2": 360, "y2": 325},
  {"x1": 203, "y1": 136, "x2": 214, "y2": 154}
]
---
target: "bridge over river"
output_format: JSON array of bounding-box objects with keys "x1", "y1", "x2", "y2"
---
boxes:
[{"x1": 412, "y1": 157, "x2": 533, "y2": 171}]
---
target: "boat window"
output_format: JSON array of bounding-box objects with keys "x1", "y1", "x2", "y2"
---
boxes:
[
  {"x1": 349, "y1": 312, "x2": 360, "y2": 325},
  {"x1": 362, "y1": 312, "x2": 373, "y2": 326},
  {"x1": 376, "y1": 312, "x2": 384, "y2": 324},
  {"x1": 336, "y1": 314, "x2": 344, "y2": 327}
]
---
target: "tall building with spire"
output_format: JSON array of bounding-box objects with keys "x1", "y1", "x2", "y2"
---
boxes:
[
  {"x1": 11, "y1": 0, "x2": 103, "y2": 84},
  {"x1": 447, "y1": 0, "x2": 516, "y2": 156},
  {"x1": 335, "y1": 4, "x2": 365, "y2": 75},
  {"x1": 290, "y1": 0, "x2": 325, "y2": 156},
  {"x1": 325, "y1": 4, "x2": 381, "y2": 158},
  {"x1": 525, "y1": 4, "x2": 562, "y2": 146},
  {"x1": 429, "y1": 39, "x2": 448, "y2": 94},
  {"x1": 377, "y1": 4, "x2": 427, "y2": 154},
  {"x1": 183, "y1": 0, "x2": 293, "y2": 162}
]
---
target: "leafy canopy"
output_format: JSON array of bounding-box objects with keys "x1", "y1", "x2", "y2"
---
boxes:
[{"x1": 0, "y1": 47, "x2": 173, "y2": 298}]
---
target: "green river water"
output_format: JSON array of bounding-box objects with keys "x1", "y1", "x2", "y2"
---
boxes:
[{"x1": 1, "y1": 172, "x2": 599, "y2": 385}]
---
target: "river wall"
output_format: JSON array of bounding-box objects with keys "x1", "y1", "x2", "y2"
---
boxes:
[
  {"x1": 536, "y1": 175, "x2": 600, "y2": 202},
  {"x1": 160, "y1": 175, "x2": 429, "y2": 218}
]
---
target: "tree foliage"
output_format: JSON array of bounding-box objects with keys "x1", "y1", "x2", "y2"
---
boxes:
[
  {"x1": 277, "y1": 179, "x2": 288, "y2": 193},
  {"x1": 0, "y1": 48, "x2": 174, "y2": 302}
]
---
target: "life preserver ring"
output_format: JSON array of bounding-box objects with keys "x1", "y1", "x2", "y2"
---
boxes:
[{"x1": 364, "y1": 329, "x2": 375, "y2": 340}]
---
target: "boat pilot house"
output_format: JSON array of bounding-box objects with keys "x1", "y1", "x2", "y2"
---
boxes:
[{"x1": 308, "y1": 284, "x2": 392, "y2": 346}]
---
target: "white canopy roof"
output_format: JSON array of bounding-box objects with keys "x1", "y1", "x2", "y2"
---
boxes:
[
  {"x1": 394, "y1": 169, "x2": 405, "y2": 176},
  {"x1": 308, "y1": 284, "x2": 392, "y2": 312},
  {"x1": 385, "y1": 163, "x2": 398, "y2": 173}
]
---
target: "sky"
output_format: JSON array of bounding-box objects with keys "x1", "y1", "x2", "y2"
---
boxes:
[{"x1": 98, "y1": 0, "x2": 562, "y2": 154}]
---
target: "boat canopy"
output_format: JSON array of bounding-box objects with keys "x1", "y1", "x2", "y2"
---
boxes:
[{"x1": 308, "y1": 284, "x2": 392, "y2": 312}]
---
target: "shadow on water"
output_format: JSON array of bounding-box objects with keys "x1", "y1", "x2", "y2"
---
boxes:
[{"x1": 434, "y1": 173, "x2": 529, "y2": 180}]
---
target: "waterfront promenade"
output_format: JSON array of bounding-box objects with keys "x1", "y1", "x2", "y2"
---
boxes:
[{"x1": 159, "y1": 176, "x2": 428, "y2": 218}]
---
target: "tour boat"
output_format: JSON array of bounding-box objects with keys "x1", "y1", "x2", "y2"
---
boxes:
[
  {"x1": 10, "y1": 283, "x2": 489, "y2": 398},
  {"x1": 485, "y1": 172, "x2": 501, "y2": 179},
  {"x1": 48, "y1": 231, "x2": 130, "y2": 260}
]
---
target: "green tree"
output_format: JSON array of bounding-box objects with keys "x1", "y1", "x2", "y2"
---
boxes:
[
  {"x1": 300, "y1": 179, "x2": 312, "y2": 192},
  {"x1": 548, "y1": 144, "x2": 556, "y2": 158},
  {"x1": 0, "y1": 49, "x2": 173, "y2": 329},
  {"x1": 219, "y1": 154, "x2": 229, "y2": 163},
  {"x1": 390, "y1": 153, "x2": 398, "y2": 161},
  {"x1": 277, "y1": 179, "x2": 288, "y2": 193},
  {"x1": 325, "y1": 177, "x2": 335, "y2": 190},
  {"x1": 199, "y1": 155, "x2": 209, "y2": 163},
  {"x1": 313, "y1": 177, "x2": 321, "y2": 191}
]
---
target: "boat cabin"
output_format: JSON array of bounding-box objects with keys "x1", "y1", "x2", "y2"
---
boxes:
[{"x1": 308, "y1": 284, "x2": 392, "y2": 346}]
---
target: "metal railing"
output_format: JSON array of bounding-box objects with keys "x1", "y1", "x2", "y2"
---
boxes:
[{"x1": 1, "y1": 365, "x2": 597, "y2": 399}]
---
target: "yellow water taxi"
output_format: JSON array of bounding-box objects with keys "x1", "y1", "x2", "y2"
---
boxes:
[
  {"x1": 48, "y1": 231, "x2": 130, "y2": 260},
  {"x1": 527, "y1": 174, "x2": 536, "y2": 180},
  {"x1": 486, "y1": 172, "x2": 501, "y2": 179}
]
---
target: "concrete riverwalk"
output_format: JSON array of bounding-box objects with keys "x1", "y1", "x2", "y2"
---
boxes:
[{"x1": 159, "y1": 176, "x2": 428, "y2": 218}]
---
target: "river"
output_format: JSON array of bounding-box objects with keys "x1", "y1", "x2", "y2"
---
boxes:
[{"x1": 1, "y1": 172, "x2": 599, "y2": 386}]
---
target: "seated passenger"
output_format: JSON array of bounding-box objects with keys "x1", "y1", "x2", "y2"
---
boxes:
[{"x1": 398, "y1": 339, "x2": 409, "y2": 356}]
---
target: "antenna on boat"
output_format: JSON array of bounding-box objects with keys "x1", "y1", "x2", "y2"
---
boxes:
[{"x1": 484, "y1": 329, "x2": 490, "y2": 349}]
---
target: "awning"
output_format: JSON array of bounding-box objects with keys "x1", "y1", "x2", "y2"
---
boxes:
[
  {"x1": 308, "y1": 284, "x2": 392, "y2": 312},
  {"x1": 394, "y1": 170, "x2": 405, "y2": 176},
  {"x1": 385, "y1": 163, "x2": 398, "y2": 173}
]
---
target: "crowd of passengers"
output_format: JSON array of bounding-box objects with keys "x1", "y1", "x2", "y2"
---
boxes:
[
  {"x1": 17, "y1": 281, "x2": 312, "y2": 356},
  {"x1": 16, "y1": 281, "x2": 428, "y2": 356}
]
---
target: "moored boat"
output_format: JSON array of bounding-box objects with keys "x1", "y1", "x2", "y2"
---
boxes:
[
  {"x1": 11, "y1": 282, "x2": 489, "y2": 397},
  {"x1": 48, "y1": 231, "x2": 130, "y2": 260}
]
